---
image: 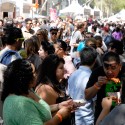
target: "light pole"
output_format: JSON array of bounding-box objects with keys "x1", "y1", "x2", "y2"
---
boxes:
[
  {"x1": 68, "y1": 0, "x2": 71, "y2": 5},
  {"x1": 41, "y1": 0, "x2": 48, "y2": 10},
  {"x1": 101, "y1": 0, "x2": 102, "y2": 12},
  {"x1": 100, "y1": 0, "x2": 103, "y2": 18}
]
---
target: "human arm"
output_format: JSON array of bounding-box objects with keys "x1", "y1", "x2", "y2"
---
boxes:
[
  {"x1": 29, "y1": 88, "x2": 67, "y2": 113},
  {"x1": 96, "y1": 97, "x2": 112, "y2": 125},
  {"x1": 44, "y1": 106, "x2": 72, "y2": 125},
  {"x1": 50, "y1": 99, "x2": 74, "y2": 113},
  {"x1": 85, "y1": 84, "x2": 99, "y2": 100},
  {"x1": 35, "y1": 84, "x2": 58, "y2": 105},
  {"x1": 72, "y1": 33, "x2": 83, "y2": 47},
  {"x1": 27, "y1": 91, "x2": 73, "y2": 125},
  {"x1": 44, "y1": 114, "x2": 61, "y2": 125},
  {"x1": 85, "y1": 76, "x2": 108, "y2": 100},
  {"x1": 72, "y1": 43, "x2": 79, "y2": 47}
]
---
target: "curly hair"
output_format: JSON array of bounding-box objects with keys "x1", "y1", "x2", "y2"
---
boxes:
[{"x1": 1, "y1": 59, "x2": 34, "y2": 102}]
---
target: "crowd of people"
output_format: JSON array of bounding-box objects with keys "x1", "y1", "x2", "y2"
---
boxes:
[{"x1": 0, "y1": 15, "x2": 125, "y2": 125}]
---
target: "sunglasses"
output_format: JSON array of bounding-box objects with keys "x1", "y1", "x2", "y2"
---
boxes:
[
  {"x1": 16, "y1": 38, "x2": 24, "y2": 42},
  {"x1": 51, "y1": 32, "x2": 57, "y2": 35},
  {"x1": 27, "y1": 23, "x2": 33, "y2": 25},
  {"x1": 36, "y1": 34, "x2": 42, "y2": 36},
  {"x1": 103, "y1": 63, "x2": 118, "y2": 70}
]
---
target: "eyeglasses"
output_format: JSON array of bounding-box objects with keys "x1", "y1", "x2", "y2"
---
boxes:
[
  {"x1": 103, "y1": 63, "x2": 118, "y2": 70},
  {"x1": 51, "y1": 32, "x2": 57, "y2": 35}
]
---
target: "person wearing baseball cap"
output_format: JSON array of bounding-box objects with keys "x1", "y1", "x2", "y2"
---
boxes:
[{"x1": 49, "y1": 26, "x2": 58, "y2": 44}]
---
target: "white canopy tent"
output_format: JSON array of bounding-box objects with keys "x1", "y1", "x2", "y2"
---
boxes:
[
  {"x1": 82, "y1": 5, "x2": 92, "y2": 16},
  {"x1": 107, "y1": 9, "x2": 125, "y2": 22},
  {"x1": 91, "y1": 7, "x2": 102, "y2": 18},
  {"x1": 115, "y1": 9, "x2": 125, "y2": 20},
  {"x1": 107, "y1": 15, "x2": 120, "y2": 22},
  {"x1": 59, "y1": 0, "x2": 83, "y2": 14}
]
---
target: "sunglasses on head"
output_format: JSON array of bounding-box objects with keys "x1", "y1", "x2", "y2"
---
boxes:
[
  {"x1": 103, "y1": 62, "x2": 118, "y2": 70},
  {"x1": 51, "y1": 32, "x2": 57, "y2": 35},
  {"x1": 16, "y1": 38, "x2": 24, "y2": 41}
]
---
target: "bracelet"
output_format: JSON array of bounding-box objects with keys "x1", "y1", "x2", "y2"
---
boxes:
[
  {"x1": 96, "y1": 82, "x2": 102, "y2": 87},
  {"x1": 56, "y1": 113, "x2": 63, "y2": 122},
  {"x1": 94, "y1": 84, "x2": 101, "y2": 90}
]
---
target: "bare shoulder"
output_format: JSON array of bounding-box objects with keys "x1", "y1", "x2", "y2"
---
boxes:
[
  {"x1": 36, "y1": 84, "x2": 55, "y2": 92},
  {"x1": 35, "y1": 84, "x2": 58, "y2": 105}
]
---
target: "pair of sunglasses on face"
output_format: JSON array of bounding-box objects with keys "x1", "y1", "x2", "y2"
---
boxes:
[
  {"x1": 51, "y1": 32, "x2": 57, "y2": 35},
  {"x1": 103, "y1": 62, "x2": 118, "y2": 70},
  {"x1": 36, "y1": 33, "x2": 42, "y2": 36},
  {"x1": 27, "y1": 23, "x2": 33, "y2": 25}
]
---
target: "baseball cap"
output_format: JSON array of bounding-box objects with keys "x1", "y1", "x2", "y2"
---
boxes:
[{"x1": 50, "y1": 26, "x2": 58, "y2": 32}]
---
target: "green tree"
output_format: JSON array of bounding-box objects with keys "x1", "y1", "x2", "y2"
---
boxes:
[
  {"x1": 78, "y1": 0, "x2": 87, "y2": 5},
  {"x1": 94, "y1": 0, "x2": 125, "y2": 17}
]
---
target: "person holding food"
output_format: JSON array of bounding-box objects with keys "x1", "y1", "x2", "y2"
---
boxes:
[
  {"x1": 68, "y1": 47, "x2": 97, "y2": 125},
  {"x1": 95, "y1": 73, "x2": 125, "y2": 125},
  {"x1": 85, "y1": 52, "x2": 125, "y2": 123}
]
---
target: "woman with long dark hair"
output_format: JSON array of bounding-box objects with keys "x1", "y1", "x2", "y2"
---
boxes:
[{"x1": 36, "y1": 54, "x2": 75, "y2": 125}]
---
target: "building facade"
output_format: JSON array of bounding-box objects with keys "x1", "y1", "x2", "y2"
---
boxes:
[
  {"x1": 0, "y1": 0, "x2": 33, "y2": 18},
  {"x1": 0, "y1": 0, "x2": 69, "y2": 19}
]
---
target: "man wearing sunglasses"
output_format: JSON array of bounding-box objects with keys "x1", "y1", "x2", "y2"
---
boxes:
[
  {"x1": 85, "y1": 52, "x2": 125, "y2": 123},
  {"x1": 49, "y1": 26, "x2": 58, "y2": 44}
]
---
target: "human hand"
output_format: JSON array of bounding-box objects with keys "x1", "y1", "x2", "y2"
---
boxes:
[
  {"x1": 59, "y1": 99, "x2": 74, "y2": 109},
  {"x1": 57, "y1": 107, "x2": 72, "y2": 120},
  {"x1": 97, "y1": 76, "x2": 108, "y2": 86},
  {"x1": 102, "y1": 97, "x2": 112, "y2": 110}
]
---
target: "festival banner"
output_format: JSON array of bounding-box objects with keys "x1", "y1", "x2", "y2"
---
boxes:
[{"x1": 50, "y1": 8, "x2": 57, "y2": 21}]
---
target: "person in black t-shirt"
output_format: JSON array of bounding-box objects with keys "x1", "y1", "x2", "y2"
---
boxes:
[{"x1": 85, "y1": 52, "x2": 125, "y2": 123}]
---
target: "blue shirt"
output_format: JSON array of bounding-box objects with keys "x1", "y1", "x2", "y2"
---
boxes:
[
  {"x1": 77, "y1": 41, "x2": 85, "y2": 52},
  {"x1": 0, "y1": 47, "x2": 21, "y2": 65},
  {"x1": 68, "y1": 66, "x2": 94, "y2": 125}
]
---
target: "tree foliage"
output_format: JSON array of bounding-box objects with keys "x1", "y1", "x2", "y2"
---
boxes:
[
  {"x1": 79, "y1": 0, "x2": 125, "y2": 17},
  {"x1": 93, "y1": 0, "x2": 125, "y2": 16}
]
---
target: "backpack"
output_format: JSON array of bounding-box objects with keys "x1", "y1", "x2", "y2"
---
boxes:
[{"x1": 0, "y1": 50, "x2": 21, "y2": 65}]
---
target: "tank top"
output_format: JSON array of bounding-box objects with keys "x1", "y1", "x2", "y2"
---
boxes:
[{"x1": 56, "y1": 94, "x2": 75, "y2": 125}]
